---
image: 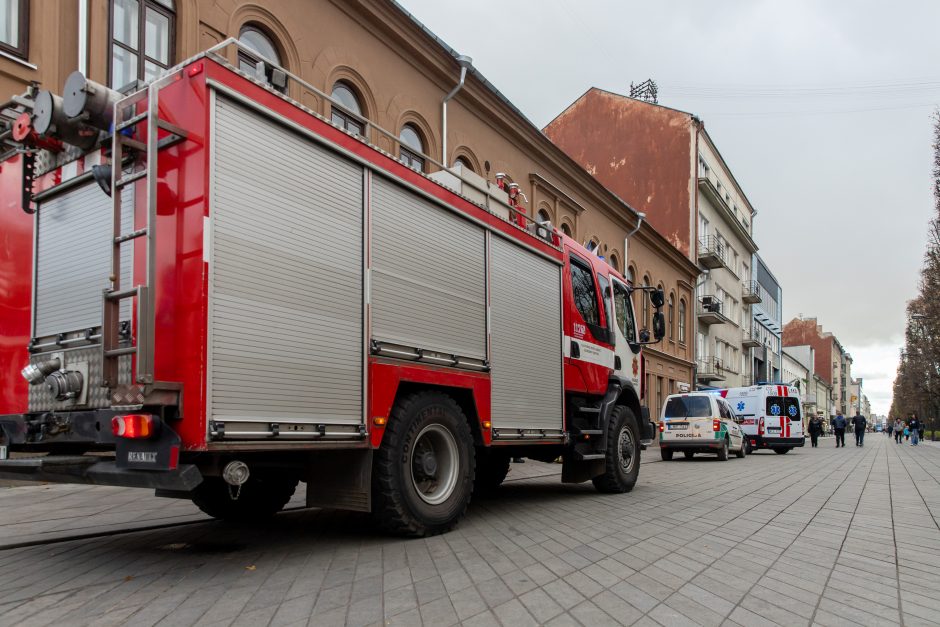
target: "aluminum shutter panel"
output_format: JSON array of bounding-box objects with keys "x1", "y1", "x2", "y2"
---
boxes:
[
  {"x1": 490, "y1": 236, "x2": 563, "y2": 430},
  {"x1": 35, "y1": 182, "x2": 133, "y2": 337},
  {"x1": 209, "y1": 97, "x2": 363, "y2": 428},
  {"x1": 371, "y1": 176, "x2": 486, "y2": 359}
]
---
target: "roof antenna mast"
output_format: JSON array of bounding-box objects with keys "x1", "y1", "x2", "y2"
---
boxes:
[{"x1": 629, "y1": 79, "x2": 658, "y2": 104}]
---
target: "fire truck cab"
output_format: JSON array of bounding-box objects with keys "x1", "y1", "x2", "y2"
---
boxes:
[{"x1": 0, "y1": 41, "x2": 665, "y2": 536}]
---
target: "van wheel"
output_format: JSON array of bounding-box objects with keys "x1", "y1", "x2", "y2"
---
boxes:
[
  {"x1": 593, "y1": 406, "x2": 640, "y2": 493},
  {"x1": 660, "y1": 448, "x2": 673, "y2": 461},
  {"x1": 372, "y1": 391, "x2": 475, "y2": 536},
  {"x1": 774, "y1": 447, "x2": 791, "y2": 455},
  {"x1": 683, "y1": 451, "x2": 694, "y2": 460},
  {"x1": 191, "y1": 474, "x2": 297, "y2": 522},
  {"x1": 735, "y1": 442, "x2": 746, "y2": 458},
  {"x1": 717, "y1": 439, "x2": 729, "y2": 461}
]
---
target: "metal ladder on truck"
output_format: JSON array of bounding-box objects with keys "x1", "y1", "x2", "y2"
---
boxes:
[{"x1": 101, "y1": 74, "x2": 187, "y2": 390}]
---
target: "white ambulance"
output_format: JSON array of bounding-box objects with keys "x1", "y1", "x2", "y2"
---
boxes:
[{"x1": 720, "y1": 385, "x2": 805, "y2": 454}]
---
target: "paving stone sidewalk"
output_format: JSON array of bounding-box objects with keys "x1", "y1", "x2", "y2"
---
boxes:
[{"x1": 0, "y1": 435, "x2": 936, "y2": 626}]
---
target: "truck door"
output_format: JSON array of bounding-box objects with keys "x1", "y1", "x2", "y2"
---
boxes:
[
  {"x1": 564, "y1": 252, "x2": 614, "y2": 393},
  {"x1": 611, "y1": 277, "x2": 641, "y2": 390}
]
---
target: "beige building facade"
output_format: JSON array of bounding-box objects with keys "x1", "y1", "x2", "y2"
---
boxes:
[{"x1": 0, "y1": 0, "x2": 698, "y2": 418}]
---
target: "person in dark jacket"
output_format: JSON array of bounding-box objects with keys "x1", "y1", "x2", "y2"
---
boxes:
[
  {"x1": 808, "y1": 415, "x2": 823, "y2": 447},
  {"x1": 851, "y1": 413, "x2": 867, "y2": 446},
  {"x1": 832, "y1": 411, "x2": 847, "y2": 447},
  {"x1": 909, "y1": 414, "x2": 922, "y2": 446}
]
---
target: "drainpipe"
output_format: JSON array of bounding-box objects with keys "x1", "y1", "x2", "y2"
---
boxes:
[
  {"x1": 622, "y1": 211, "x2": 645, "y2": 268},
  {"x1": 78, "y1": 0, "x2": 88, "y2": 75},
  {"x1": 441, "y1": 54, "x2": 473, "y2": 169}
]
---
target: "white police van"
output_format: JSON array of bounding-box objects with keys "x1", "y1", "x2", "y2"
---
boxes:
[
  {"x1": 720, "y1": 385, "x2": 805, "y2": 454},
  {"x1": 659, "y1": 392, "x2": 746, "y2": 461}
]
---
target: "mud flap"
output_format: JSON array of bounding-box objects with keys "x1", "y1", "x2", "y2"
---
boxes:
[
  {"x1": 561, "y1": 457, "x2": 605, "y2": 483},
  {"x1": 305, "y1": 449, "x2": 373, "y2": 512}
]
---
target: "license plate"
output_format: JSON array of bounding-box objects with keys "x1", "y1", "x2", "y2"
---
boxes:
[
  {"x1": 767, "y1": 427, "x2": 781, "y2": 433},
  {"x1": 668, "y1": 423, "x2": 688, "y2": 430}
]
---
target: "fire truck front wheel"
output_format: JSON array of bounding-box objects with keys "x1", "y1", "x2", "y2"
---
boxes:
[
  {"x1": 373, "y1": 391, "x2": 475, "y2": 536},
  {"x1": 592, "y1": 405, "x2": 641, "y2": 494},
  {"x1": 190, "y1": 474, "x2": 298, "y2": 522}
]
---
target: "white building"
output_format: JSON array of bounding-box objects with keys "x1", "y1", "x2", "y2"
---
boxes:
[{"x1": 694, "y1": 131, "x2": 760, "y2": 389}]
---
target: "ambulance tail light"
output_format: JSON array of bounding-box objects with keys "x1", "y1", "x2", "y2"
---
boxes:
[
  {"x1": 112, "y1": 414, "x2": 158, "y2": 439},
  {"x1": 758, "y1": 416, "x2": 765, "y2": 436}
]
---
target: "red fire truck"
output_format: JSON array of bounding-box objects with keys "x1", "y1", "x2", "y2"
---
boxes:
[{"x1": 0, "y1": 40, "x2": 664, "y2": 536}]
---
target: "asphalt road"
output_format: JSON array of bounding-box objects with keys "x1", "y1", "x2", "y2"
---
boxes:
[{"x1": 0, "y1": 435, "x2": 937, "y2": 626}]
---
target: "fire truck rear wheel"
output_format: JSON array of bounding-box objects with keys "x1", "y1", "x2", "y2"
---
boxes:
[
  {"x1": 191, "y1": 474, "x2": 298, "y2": 522},
  {"x1": 592, "y1": 405, "x2": 640, "y2": 494},
  {"x1": 373, "y1": 391, "x2": 475, "y2": 536}
]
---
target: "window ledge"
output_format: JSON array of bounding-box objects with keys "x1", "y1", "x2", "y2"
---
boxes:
[{"x1": 0, "y1": 49, "x2": 37, "y2": 70}]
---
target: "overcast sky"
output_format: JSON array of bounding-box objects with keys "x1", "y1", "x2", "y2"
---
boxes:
[{"x1": 400, "y1": 0, "x2": 940, "y2": 415}]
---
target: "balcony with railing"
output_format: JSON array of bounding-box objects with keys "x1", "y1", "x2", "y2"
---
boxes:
[
  {"x1": 697, "y1": 295, "x2": 730, "y2": 326},
  {"x1": 742, "y1": 280, "x2": 762, "y2": 304},
  {"x1": 742, "y1": 327, "x2": 762, "y2": 348},
  {"x1": 696, "y1": 356, "x2": 728, "y2": 382},
  {"x1": 697, "y1": 235, "x2": 726, "y2": 270}
]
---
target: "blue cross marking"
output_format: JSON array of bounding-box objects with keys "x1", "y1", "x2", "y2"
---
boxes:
[{"x1": 770, "y1": 404, "x2": 781, "y2": 416}]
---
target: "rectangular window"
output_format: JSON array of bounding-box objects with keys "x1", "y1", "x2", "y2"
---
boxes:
[
  {"x1": 664, "y1": 395, "x2": 711, "y2": 419},
  {"x1": 110, "y1": 0, "x2": 175, "y2": 89},
  {"x1": 613, "y1": 280, "x2": 637, "y2": 342},
  {"x1": 0, "y1": 0, "x2": 28, "y2": 59},
  {"x1": 569, "y1": 256, "x2": 600, "y2": 327}
]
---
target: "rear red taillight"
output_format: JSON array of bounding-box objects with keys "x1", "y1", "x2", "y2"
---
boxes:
[
  {"x1": 758, "y1": 417, "x2": 765, "y2": 436},
  {"x1": 659, "y1": 421, "x2": 665, "y2": 432},
  {"x1": 112, "y1": 414, "x2": 157, "y2": 439},
  {"x1": 713, "y1": 419, "x2": 721, "y2": 432}
]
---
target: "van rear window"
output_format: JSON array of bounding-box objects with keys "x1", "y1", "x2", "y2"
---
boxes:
[
  {"x1": 767, "y1": 397, "x2": 801, "y2": 421},
  {"x1": 664, "y1": 396, "x2": 712, "y2": 418}
]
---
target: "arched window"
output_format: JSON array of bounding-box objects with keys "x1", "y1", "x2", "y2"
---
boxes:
[
  {"x1": 678, "y1": 299, "x2": 687, "y2": 344},
  {"x1": 331, "y1": 81, "x2": 364, "y2": 135},
  {"x1": 454, "y1": 156, "x2": 474, "y2": 173},
  {"x1": 399, "y1": 124, "x2": 425, "y2": 172},
  {"x1": 537, "y1": 208, "x2": 551, "y2": 224},
  {"x1": 668, "y1": 293, "x2": 675, "y2": 340},
  {"x1": 642, "y1": 275, "x2": 651, "y2": 329},
  {"x1": 560, "y1": 222, "x2": 572, "y2": 237},
  {"x1": 608, "y1": 254, "x2": 620, "y2": 273},
  {"x1": 110, "y1": 0, "x2": 176, "y2": 88},
  {"x1": 238, "y1": 24, "x2": 285, "y2": 92}
]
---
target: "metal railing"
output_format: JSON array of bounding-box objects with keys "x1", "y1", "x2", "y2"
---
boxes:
[
  {"x1": 184, "y1": 38, "x2": 549, "y2": 235},
  {"x1": 697, "y1": 295, "x2": 723, "y2": 314},
  {"x1": 698, "y1": 235, "x2": 726, "y2": 261},
  {"x1": 697, "y1": 356, "x2": 728, "y2": 378}
]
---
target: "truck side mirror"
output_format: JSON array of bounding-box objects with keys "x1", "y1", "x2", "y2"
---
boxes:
[
  {"x1": 652, "y1": 312, "x2": 666, "y2": 341},
  {"x1": 650, "y1": 288, "x2": 665, "y2": 308}
]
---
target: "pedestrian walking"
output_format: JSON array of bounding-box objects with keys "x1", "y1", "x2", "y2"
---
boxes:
[
  {"x1": 895, "y1": 418, "x2": 904, "y2": 443},
  {"x1": 909, "y1": 414, "x2": 921, "y2": 446},
  {"x1": 832, "y1": 411, "x2": 847, "y2": 448},
  {"x1": 808, "y1": 414, "x2": 823, "y2": 447},
  {"x1": 887, "y1": 420, "x2": 894, "y2": 438},
  {"x1": 851, "y1": 412, "x2": 867, "y2": 446}
]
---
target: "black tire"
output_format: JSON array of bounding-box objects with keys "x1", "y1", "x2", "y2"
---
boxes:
[
  {"x1": 593, "y1": 406, "x2": 641, "y2": 493},
  {"x1": 660, "y1": 447, "x2": 673, "y2": 461},
  {"x1": 191, "y1": 474, "x2": 297, "y2": 522},
  {"x1": 372, "y1": 391, "x2": 475, "y2": 536},
  {"x1": 744, "y1": 439, "x2": 753, "y2": 455},
  {"x1": 774, "y1": 447, "x2": 791, "y2": 455},
  {"x1": 683, "y1": 451, "x2": 695, "y2": 460},
  {"x1": 735, "y1": 441, "x2": 746, "y2": 458},
  {"x1": 717, "y1": 438, "x2": 729, "y2": 461},
  {"x1": 474, "y1": 448, "x2": 511, "y2": 493}
]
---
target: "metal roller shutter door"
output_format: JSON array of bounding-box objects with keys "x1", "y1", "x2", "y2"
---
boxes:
[
  {"x1": 209, "y1": 97, "x2": 363, "y2": 427},
  {"x1": 490, "y1": 236, "x2": 563, "y2": 430},
  {"x1": 35, "y1": 182, "x2": 133, "y2": 337},
  {"x1": 371, "y1": 176, "x2": 486, "y2": 359}
]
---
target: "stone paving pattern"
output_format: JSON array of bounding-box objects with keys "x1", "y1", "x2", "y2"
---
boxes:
[{"x1": 0, "y1": 435, "x2": 937, "y2": 626}]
